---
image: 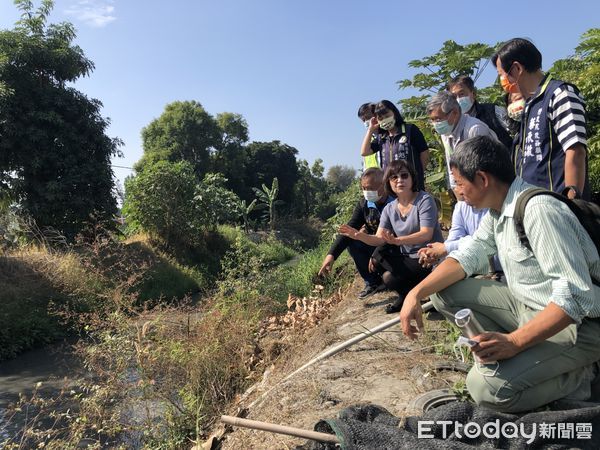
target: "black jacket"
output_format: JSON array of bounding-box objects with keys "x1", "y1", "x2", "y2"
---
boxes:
[{"x1": 328, "y1": 196, "x2": 394, "y2": 259}]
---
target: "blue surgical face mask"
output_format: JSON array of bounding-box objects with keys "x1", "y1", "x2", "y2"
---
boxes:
[
  {"x1": 434, "y1": 119, "x2": 454, "y2": 136},
  {"x1": 363, "y1": 190, "x2": 381, "y2": 202},
  {"x1": 457, "y1": 96, "x2": 474, "y2": 113}
]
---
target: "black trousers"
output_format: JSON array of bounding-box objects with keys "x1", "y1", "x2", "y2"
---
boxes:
[{"x1": 371, "y1": 244, "x2": 431, "y2": 296}]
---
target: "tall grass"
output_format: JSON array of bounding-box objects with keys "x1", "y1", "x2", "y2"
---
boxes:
[
  {"x1": 1, "y1": 210, "x2": 355, "y2": 447},
  {"x1": 0, "y1": 247, "x2": 105, "y2": 359}
]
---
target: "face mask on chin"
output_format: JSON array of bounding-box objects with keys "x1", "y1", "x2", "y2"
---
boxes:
[
  {"x1": 507, "y1": 99, "x2": 526, "y2": 121},
  {"x1": 363, "y1": 190, "x2": 381, "y2": 202},
  {"x1": 378, "y1": 116, "x2": 396, "y2": 131}
]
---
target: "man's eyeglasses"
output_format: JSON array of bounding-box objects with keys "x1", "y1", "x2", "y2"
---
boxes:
[{"x1": 390, "y1": 172, "x2": 410, "y2": 181}]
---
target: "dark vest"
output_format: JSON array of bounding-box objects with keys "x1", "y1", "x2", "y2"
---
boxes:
[
  {"x1": 364, "y1": 196, "x2": 395, "y2": 234},
  {"x1": 514, "y1": 76, "x2": 589, "y2": 199},
  {"x1": 379, "y1": 123, "x2": 425, "y2": 190},
  {"x1": 475, "y1": 103, "x2": 513, "y2": 149}
]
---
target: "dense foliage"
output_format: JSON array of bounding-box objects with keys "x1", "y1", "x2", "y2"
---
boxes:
[
  {"x1": 123, "y1": 160, "x2": 199, "y2": 247},
  {"x1": 0, "y1": 0, "x2": 121, "y2": 239},
  {"x1": 397, "y1": 34, "x2": 600, "y2": 195}
]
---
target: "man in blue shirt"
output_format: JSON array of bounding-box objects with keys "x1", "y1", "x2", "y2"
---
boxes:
[{"x1": 417, "y1": 200, "x2": 492, "y2": 273}]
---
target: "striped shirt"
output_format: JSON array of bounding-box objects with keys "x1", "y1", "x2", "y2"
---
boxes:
[
  {"x1": 548, "y1": 84, "x2": 587, "y2": 152},
  {"x1": 449, "y1": 177, "x2": 600, "y2": 324}
]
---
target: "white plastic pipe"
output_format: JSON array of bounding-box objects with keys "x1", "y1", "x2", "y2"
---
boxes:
[{"x1": 283, "y1": 300, "x2": 433, "y2": 381}]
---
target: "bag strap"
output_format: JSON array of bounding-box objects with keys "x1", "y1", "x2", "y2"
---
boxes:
[
  {"x1": 514, "y1": 187, "x2": 600, "y2": 286},
  {"x1": 513, "y1": 188, "x2": 564, "y2": 251}
]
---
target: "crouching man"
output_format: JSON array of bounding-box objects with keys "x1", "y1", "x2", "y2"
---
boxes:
[
  {"x1": 400, "y1": 135, "x2": 600, "y2": 413},
  {"x1": 319, "y1": 167, "x2": 393, "y2": 299}
]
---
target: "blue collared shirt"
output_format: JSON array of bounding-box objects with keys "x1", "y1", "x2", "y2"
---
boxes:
[{"x1": 444, "y1": 201, "x2": 488, "y2": 254}]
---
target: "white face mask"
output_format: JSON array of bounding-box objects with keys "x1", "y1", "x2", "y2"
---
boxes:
[
  {"x1": 363, "y1": 190, "x2": 381, "y2": 202},
  {"x1": 507, "y1": 99, "x2": 526, "y2": 121},
  {"x1": 364, "y1": 120, "x2": 371, "y2": 128},
  {"x1": 378, "y1": 116, "x2": 396, "y2": 131}
]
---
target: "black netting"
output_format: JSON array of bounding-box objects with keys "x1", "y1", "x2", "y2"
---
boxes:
[{"x1": 296, "y1": 401, "x2": 600, "y2": 450}]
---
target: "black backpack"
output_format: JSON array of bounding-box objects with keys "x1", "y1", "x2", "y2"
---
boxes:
[{"x1": 514, "y1": 187, "x2": 600, "y2": 285}]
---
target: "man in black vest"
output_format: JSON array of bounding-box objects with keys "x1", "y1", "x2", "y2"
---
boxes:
[
  {"x1": 318, "y1": 168, "x2": 393, "y2": 299},
  {"x1": 493, "y1": 38, "x2": 589, "y2": 200},
  {"x1": 448, "y1": 75, "x2": 513, "y2": 150}
]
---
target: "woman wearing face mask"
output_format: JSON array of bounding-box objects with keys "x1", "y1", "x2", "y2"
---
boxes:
[
  {"x1": 504, "y1": 91, "x2": 526, "y2": 137},
  {"x1": 360, "y1": 100, "x2": 429, "y2": 191},
  {"x1": 339, "y1": 160, "x2": 444, "y2": 313}
]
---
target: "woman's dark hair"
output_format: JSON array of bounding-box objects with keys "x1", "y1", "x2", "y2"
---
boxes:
[
  {"x1": 449, "y1": 136, "x2": 515, "y2": 185},
  {"x1": 383, "y1": 160, "x2": 418, "y2": 196},
  {"x1": 373, "y1": 100, "x2": 405, "y2": 130},
  {"x1": 491, "y1": 38, "x2": 542, "y2": 73}
]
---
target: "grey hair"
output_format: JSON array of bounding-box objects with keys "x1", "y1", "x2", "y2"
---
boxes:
[
  {"x1": 449, "y1": 136, "x2": 515, "y2": 184},
  {"x1": 361, "y1": 167, "x2": 383, "y2": 181},
  {"x1": 426, "y1": 90, "x2": 460, "y2": 115}
]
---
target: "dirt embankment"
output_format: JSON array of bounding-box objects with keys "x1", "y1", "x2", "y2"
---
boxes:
[{"x1": 214, "y1": 277, "x2": 466, "y2": 449}]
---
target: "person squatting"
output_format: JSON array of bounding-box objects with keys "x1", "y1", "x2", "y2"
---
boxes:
[{"x1": 319, "y1": 37, "x2": 599, "y2": 412}]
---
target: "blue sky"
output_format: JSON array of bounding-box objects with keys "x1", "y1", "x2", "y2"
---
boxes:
[{"x1": 1, "y1": 0, "x2": 599, "y2": 188}]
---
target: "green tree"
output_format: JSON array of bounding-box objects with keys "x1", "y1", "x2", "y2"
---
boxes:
[
  {"x1": 136, "y1": 100, "x2": 221, "y2": 178},
  {"x1": 549, "y1": 28, "x2": 600, "y2": 192},
  {"x1": 253, "y1": 177, "x2": 284, "y2": 230},
  {"x1": 396, "y1": 39, "x2": 501, "y2": 198},
  {"x1": 326, "y1": 165, "x2": 357, "y2": 193},
  {"x1": 123, "y1": 161, "x2": 198, "y2": 247},
  {"x1": 194, "y1": 173, "x2": 242, "y2": 229},
  {"x1": 238, "y1": 198, "x2": 257, "y2": 233},
  {"x1": 211, "y1": 112, "x2": 249, "y2": 193},
  {"x1": 293, "y1": 158, "x2": 333, "y2": 218},
  {"x1": 397, "y1": 40, "x2": 499, "y2": 118},
  {"x1": 0, "y1": 0, "x2": 121, "y2": 239},
  {"x1": 243, "y1": 141, "x2": 299, "y2": 206}
]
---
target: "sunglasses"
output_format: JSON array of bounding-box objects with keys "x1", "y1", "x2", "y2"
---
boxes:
[{"x1": 390, "y1": 172, "x2": 410, "y2": 181}]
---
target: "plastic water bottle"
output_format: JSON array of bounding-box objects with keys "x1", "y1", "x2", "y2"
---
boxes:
[{"x1": 454, "y1": 308, "x2": 484, "y2": 338}]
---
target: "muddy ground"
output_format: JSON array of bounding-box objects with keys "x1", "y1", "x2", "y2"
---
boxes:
[{"x1": 214, "y1": 277, "x2": 468, "y2": 449}]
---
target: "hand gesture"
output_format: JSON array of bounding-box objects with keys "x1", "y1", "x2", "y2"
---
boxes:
[
  {"x1": 368, "y1": 117, "x2": 379, "y2": 133},
  {"x1": 318, "y1": 254, "x2": 335, "y2": 277},
  {"x1": 368, "y1": 257, "x2": 377, "y2": 273},
  {"x1": 380, "y1": 229, "x2": 399, "y2": 245},
  {"x1": 339, "y1": 224, "x2": 360, "y2": 240},
  {"x1": 417, "y1": 243, "x2": 447, "y2": 268},
  {"x1": 399, "y1": 292, "x2": 424, "y2": 340}
]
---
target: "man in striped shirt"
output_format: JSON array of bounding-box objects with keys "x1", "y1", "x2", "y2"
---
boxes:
[
  {"x1": 399, "y1": 136, "x2": 600, "y2": 413},
  {"x1": 493, "y1": 38, "x2": 589, "y2": 200}
]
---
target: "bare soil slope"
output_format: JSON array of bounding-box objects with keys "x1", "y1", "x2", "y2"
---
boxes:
[{"x1": 218, "y1": 277, "x2": 466, "y2": 449}]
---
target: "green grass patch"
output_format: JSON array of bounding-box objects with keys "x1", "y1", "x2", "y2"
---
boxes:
[
  {"x1": 0, "y1": 251, "x2": 94, "y2": 359},
  {"x1": 134, "y1": 259, "x2": 205, "y2": 304}
]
